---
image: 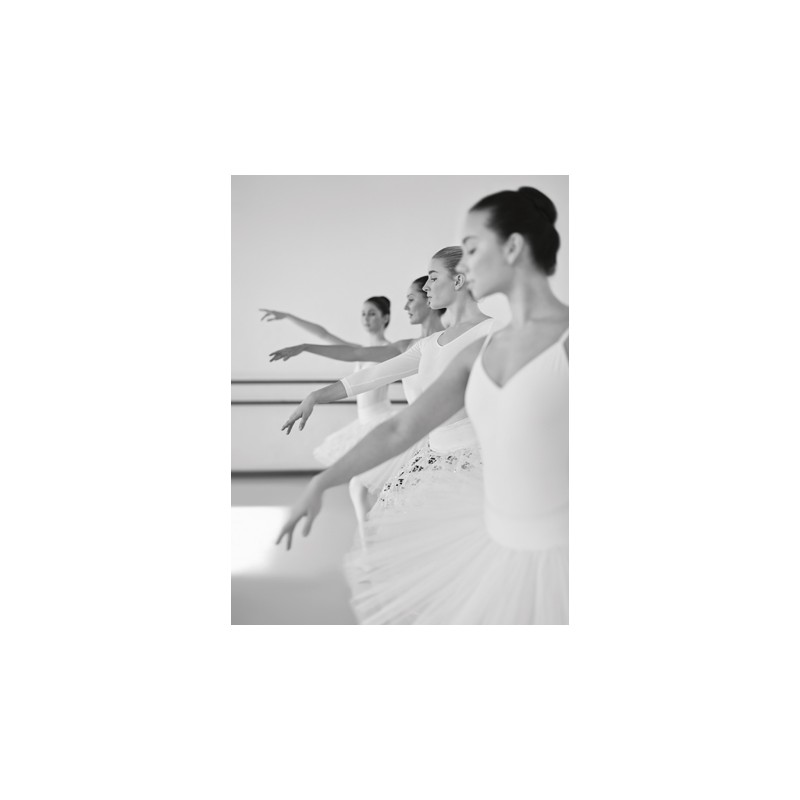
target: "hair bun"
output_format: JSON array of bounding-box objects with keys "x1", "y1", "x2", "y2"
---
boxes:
[
  {"x1": 517, "y1": 187, "x2": 557, "y2": 225},
  {"x1": 365, "y1": 295, "x2": 391, "y2": 314}
]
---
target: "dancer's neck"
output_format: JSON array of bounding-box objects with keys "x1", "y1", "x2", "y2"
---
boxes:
[
  {"x1": 445, "y1": 292, "x2": 490, "y2": 327},
  {"x1": 506, "y1": 270, "x2": 568, "y2": 330},
  {"x1": 367, "y1": 331, "x2": 390, "y2": 346},
  {"x1": 420, "y1": 313, "x2": 445, "y2": 337}
]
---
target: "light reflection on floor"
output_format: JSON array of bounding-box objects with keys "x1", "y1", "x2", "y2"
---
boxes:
[{"x1": 231, "y1": 476, "x2": 359, "y2": 625}]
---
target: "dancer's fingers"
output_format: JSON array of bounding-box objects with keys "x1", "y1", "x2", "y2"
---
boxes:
[
  {"x1": 275, "y1": 522, "x2": 293, "y2": 550},
  {"x1": 301, "y1": 509, "x2": 318, "y2": 537},
  {"x1": 298, "y1": 405, "x2": 313, "y2": 431},
  {"x1": 276, "y1": 507, "x2": 311, "y2": 549},
  {"x1": 282, "y1": 408, "x2": 301, "y2": 434}
]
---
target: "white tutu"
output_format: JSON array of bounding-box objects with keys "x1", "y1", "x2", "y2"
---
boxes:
[
  {"x1": 343, "y1": 443, "x2": 569, "y2": 625},
  {"x1": 313, "y1": 406, "x2": 394, "y2": 459}
]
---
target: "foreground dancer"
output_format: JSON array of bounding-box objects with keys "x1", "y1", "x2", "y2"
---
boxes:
[{"x1": 278, "y1": 188, "x2": 567, "y2": 623}]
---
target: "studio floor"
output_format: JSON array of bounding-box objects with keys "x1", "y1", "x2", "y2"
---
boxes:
[{"x1": 231, "y1": 474, "x2": 359, "y2": 624}]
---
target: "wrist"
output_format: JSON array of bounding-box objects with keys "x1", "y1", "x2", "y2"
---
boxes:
[{"x1": 310, "y1": 472, "x2": 331, "y2": 493}]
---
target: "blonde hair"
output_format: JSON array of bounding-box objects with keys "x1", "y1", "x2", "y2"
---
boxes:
[{"x1": 431, "y1": 246, "x2": 463, "y2": 274}]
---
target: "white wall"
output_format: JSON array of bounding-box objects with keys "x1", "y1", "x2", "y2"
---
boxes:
[{"x1": 232, "y1": 175, "x2": 568, "y2": 381}]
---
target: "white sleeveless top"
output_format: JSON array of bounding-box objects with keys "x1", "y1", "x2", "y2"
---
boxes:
[
  {"x1": 342, "y1": 319, "x2": 494, "y2": 452},
  {"x1": 465, "y1": 325, "x2": 569, "y2": 551}
]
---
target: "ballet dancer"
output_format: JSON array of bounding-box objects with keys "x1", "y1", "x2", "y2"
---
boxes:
[{"x1": 260, "y1": 297, "x2": 394, "y2": 536}]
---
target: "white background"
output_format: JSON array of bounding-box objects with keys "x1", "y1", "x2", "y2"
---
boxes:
[{"x1": 3, "y1": 2, "x2": 799, "y2": 799}]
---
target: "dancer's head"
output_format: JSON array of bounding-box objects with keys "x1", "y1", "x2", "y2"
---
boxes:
[
  {"x1": 458, "y1": 187, "x2": 560, "y2": 299},
  {"x1": 423, "y1": 246, "x2": 467, "y2": 310},
  {"x1": 405, "y1": 276, "x2": 445, "y2": 324},
  {"x1": 362, "y1": 296, "x2": 391, "y2": 333}
]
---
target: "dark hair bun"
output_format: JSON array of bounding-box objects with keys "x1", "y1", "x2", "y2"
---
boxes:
[
  {"x1": 470, "y1": 187, "x2": 560, "y2": 275},
  {"x1": 517, "y1": 187, "x2": 557, "y2": 225},
  {"x1": 365, "y1": 296, "x2": 391, "y2": 315}
]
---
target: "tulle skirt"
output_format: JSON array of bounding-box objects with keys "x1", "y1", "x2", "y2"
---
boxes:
[
  {"x1": 312, "y1": 409, "x2": 401, "y2": 494},
  {"x1": 343, "y1": 443, "x2": 569, "y2": 625}
]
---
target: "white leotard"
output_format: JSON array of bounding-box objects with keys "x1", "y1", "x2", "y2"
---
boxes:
[
  {"x1": 465, "y1": 326, "x2": 569, "y2": 551},
  {"x1": 352, "y1": 362, "x2": 392, "y2": 423}
]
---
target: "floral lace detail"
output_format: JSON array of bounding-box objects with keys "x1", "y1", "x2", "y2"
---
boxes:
[{"x1": 376, "y1": 445, "x2": 480, "y2": 511}]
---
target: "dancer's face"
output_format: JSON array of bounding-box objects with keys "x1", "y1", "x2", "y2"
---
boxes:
[
  {"x1": 422, "y1": 259, "x2": 458, "y2": 309},
  {"x1": 361, "y1": 302, "x2": 388, "y2": 334},
  {"x1": 458, "y1": 210, "x2": 512, "y2": 300},
  {"x1": 403, "y1": 285, "x2": 430, "y2": 325}
]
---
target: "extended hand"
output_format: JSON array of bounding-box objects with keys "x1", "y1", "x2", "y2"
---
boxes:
[
  {"x1": 259, "y1": 308, "x2": 290, "y2": 322},
  {"x1": 281, "y1": 396, "x2": 316, "y2": 434},
  {"x1": 269, "y1": 344, "x2": 306, "y2": 362},
  {"x1": 275, "y1": 479, "x2": 324, "y2": 550}
]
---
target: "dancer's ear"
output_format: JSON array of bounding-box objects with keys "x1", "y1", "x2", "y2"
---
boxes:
[{"x1": 504, "y1": 232, "x2": 525, "y2": 265}]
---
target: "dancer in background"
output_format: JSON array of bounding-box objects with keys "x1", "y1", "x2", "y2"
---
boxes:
[
  {"x1": 260, "y1": 297, "x2": 395, "y2": 536},
  {"x1": 277, "y1": 188, "x2": 568, "y2": 624},
  {"x1": 267, "y1": 276, "x2": 446, "y2": 370}
]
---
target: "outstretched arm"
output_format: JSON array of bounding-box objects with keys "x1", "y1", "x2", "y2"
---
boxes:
[
  {"x1": 269, "y1": 339, "x2": 412, "y2": 364},
  {"x1": 276, "y1": 339, "x2": 485, "y2": 549},
  {"x1": 280, "y1": 339, "x2": 424, "y2": 433},
  {"x1": 281, "y1": 382, "x2": 348, "y2": 434},
  {"x1": 259, "y1": 308, "x2": 356, "y2": 346}
]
